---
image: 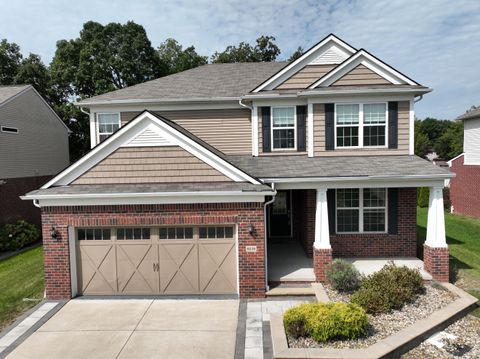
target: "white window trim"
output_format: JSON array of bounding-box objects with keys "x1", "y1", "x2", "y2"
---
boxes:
[
  {"x1": 335, "y1": 188, "x2": 388, "y2": 234},
  {"x1": 96, "y1": 112, "x2": 121, "y2": 144},
  {"x1": 271, "y1": 106, "x2": 297, "y2": 151},
  {"x1": 1, "y1": 126, "x2": 19, "y2": 134},
  {"x1": 334, "y1": 102, "x2": 388, "y2": 149}
]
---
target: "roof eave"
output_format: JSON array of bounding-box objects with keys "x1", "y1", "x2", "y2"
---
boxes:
[
  {"x1": 75, "y1": 97, "x2": 241, "y2": 107},
  {"x1": 260, "y1": 173, "x2": 454, "y2": 183}
]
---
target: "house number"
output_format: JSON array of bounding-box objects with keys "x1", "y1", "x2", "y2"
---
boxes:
[{"x1": 246, "y1": 246, "x2": 257, "y2": 253}]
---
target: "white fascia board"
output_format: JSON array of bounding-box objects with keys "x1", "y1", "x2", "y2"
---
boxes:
[
  {"x1": 309, "y1": 50, "x2": 418, "y2": 88},
  {"x1": 252, "y1": 36, "x2": 356, "y2": 92},
  {"x1": 42, "y1": 112, "x2": 260, "y2": 188},
  {"x1": 22, "y1": 192, "x2": 272, "y2": 207},
  {"x1": 75, "y1": 97, "x2": 240, "y2": 107},
  {"x1": 85, "y1": 101, "x2": 244, "y2": 113},
  {"x1": 447, "y1": 153, "x2": 464, "y2": 167}
]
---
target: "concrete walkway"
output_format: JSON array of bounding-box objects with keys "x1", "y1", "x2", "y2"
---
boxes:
[{"x1": 6, "y1": 299, "x2": 239, "y2": 359}]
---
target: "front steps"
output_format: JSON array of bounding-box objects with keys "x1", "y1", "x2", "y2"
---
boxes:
[{"x1": 266, "y1": 282, "x2": 330, "y2": 302}]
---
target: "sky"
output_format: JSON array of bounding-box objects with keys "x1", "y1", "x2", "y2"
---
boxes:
[{"x1": 1, "y1": 0, "x2": 479, "y2": 119}]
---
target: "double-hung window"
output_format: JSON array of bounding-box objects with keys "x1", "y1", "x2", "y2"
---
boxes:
[
  {"x1": 97, "y1": 113, "x2": 120, "y2": 142},
  {"x1": 336, "y1": 188, "x2": 387, "y2": 233},
  {"x1": 335, "y1": 103, "x2": 387, "y2": 148},
  {"x1": 272, "y1": 107, "x2": 295, "y2": 150}
]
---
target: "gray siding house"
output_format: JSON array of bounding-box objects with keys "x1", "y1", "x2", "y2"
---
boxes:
[{"x1": 0, "y1": 85, "x2": 69, "y2": 227}]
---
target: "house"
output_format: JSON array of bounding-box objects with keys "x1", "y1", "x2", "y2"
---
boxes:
[
  {"x1": 22, "y1": 34, "x2": 453, "y2": 300},
  {"x1": 448, "y1": 106, "x2": 480, "y2": 217},
  {"x1": 0, "y1": 85, "x2": 69, "y2": 228}
]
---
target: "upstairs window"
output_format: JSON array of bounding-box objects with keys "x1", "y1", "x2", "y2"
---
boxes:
[
  {"x1": 272, "y1": 107, "x2": 295, "y2": 150},
  {"x1": 97, "y1": 113, "x2": 120, "y2": 142},
  {"x1": 335, "y1": 103, "x2": 387, "y2": 148}
]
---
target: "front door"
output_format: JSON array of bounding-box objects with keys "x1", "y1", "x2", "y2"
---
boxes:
[{"x1": 268, "y1": 190, "x2": 292, "y2": 238}]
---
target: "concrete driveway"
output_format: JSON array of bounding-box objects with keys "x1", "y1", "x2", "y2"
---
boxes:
[{"x1": 7, "y1": 299, "x2": 239, "y2": 359}]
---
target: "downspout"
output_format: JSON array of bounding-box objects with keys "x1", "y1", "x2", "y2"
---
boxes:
[
  {"x1": 414, "y1": 95, "x2": 423, "y2": 103},
  {"x1": 264, "y1": 183, "x2": 277, "y2": 292},
  {"x1": 238, "y1": 98, "x2": 252, "y2": 110},
  {"x1": 33, "y1": 199, "x2": 40, "y2": 208},
  {"x1": 80, "y1": 107, "x2": 90, "y2": 116}
]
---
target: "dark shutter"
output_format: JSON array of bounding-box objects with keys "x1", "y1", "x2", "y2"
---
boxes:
[
  {"x1": 296, "y1": 105, "x2": 307, "y2": 152},
  {"x1": 261, "y1": 107, "x2": 271, "y2": 153},
  {"x1": 327, "y1": 189, "x2": 336, "y2": 234},
  {"x1": 325, "y1": 103, "x2": 335, "y2": 150},
  {"x1": 388, "y1": 102, "x2": 398, "y2": 149},
  {"x1": 388, "y1": 188, "x2": 398, "y2": 234}
]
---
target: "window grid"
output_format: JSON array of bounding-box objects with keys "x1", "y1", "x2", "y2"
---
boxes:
[
  {"x1": 117, "y1": 228, "x2": 151, "y2": 240},
  {"x1": 271, "y1": 106, "x2": 296, "y2": 150},
  {"x1": 77, "y1": 228, "x2": 111, "y2": 241},
  {"x1": 335, "y1": 103, "x2": 388, "y2": 149},
  {"x1": 97, "y1": 113, "x2": 120, "y2": 143},
  {"x1": 199, "y1": 226, "x2": 234, "y2": 239},
  {"x1": 159, "y1": 227, "x2": 194, "y2": 240},
  {"x1": 336, "y1": 188, "x2": 388, "y2": 233}
]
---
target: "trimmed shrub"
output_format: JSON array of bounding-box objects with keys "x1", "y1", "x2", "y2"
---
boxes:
[
  {"x1": 326, "y1": 259, "x2": 362, "y2": 292},
  {"x1": 0, "y1": 220, "x2": 40, "y2": 252},
  {"x1": 351, "y1": 264, "x2": 425, "y2": 314},
  {"x1": 284, "y1": 302, "x2": 368, "y2": 342},
  {"x1": 417, "y1": 187, "x2": 429, "y2": 208}
]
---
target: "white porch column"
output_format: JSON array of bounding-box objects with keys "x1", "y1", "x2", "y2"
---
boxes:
[
  {"x1": 314, "y1": 187, "x2": 330, "y2": 249},
  {"x1": 425, "y1": 186, "x2": 447, "y2": 248}
]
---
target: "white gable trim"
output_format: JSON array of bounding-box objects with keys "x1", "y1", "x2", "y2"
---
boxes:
[
  {"x1": 42, "y1": 112, "x2": 260, "y2": 188},
  {"x1": 252, "y1": 35, "x2": 356, "y2": 92},
  {"x1": 309, "y1": 50, "x2": 418, "y2": 88}
]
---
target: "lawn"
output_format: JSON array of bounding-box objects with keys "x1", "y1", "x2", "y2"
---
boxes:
[{"x1": 0, "y1": 246, "x2": 44, "y2": 331}]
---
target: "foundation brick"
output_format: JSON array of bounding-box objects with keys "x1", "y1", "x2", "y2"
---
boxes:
[
  {"x1": 313, "y1": 248, "x2": 333, "y2": 282},
  {"x1": 423, "y1": 245, "x2": 449, "y2": 282}
]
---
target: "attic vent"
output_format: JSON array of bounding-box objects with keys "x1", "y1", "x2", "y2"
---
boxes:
[
  {"x1": 309, "y1": 46, "x2": 348, "y2": 65},
  {"x1": 1, "y1": 126, "x2": 19, "y2": 134},
  {"x1": 122, "y1": 125, "x2": 174, "y2": 147}
]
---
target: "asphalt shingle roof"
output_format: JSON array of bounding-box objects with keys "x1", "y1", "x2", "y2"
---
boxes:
[
  {"x1": 227, "y1": 155, "x2": 453, "y2": 179},
  {"x1": 77, "y1": 62, "x2": 288, "y2": 104},
  {"x1": 0, "y1": 85, "x2": 30, "y2": 106},
  {"x1": 456, "y1": 106, "x2": 480, "y2": 121}
]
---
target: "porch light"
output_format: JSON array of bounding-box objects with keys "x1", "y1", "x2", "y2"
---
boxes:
[
  {"x1": 248, "y1": 224, "x2": 255, "y2": 235},
  {"x1": 50, "y1": 227, "x2": 59, "y2": 240}
]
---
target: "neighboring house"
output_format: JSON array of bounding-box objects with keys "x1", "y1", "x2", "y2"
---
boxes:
[
  {"x1": 448, "y1": 106, "x2": 480, "y2": 217},
  {"x1": 23, "y1": 34, "x2": 453, "y2": 300},
  {"x1": 0, "y1": 85, "x2": 69, "y2": 228}
]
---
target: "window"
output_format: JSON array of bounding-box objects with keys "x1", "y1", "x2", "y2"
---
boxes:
[
  {"x1": 1, "y1": 126, "x2": 19, "y2": 134},
  {"x1": 159, "y1": 227, "x2": 194, "y2": 240},
  {"x1": 97, "y1": 113, "x2": 120, "y2": 142},
  {"x1": 117, "y1": 228, "x2": 150, "y2": 240},
  {"x1": 272, "y1": 107, "x2": 295, "y2": 150},
  {"x1": 335, "y1": 103, "x2": 387, "y2": 148},
  {"x1": 336, "y1": 188, "x2": 387, "y2": 233},
  {"x1": 78, "y1": 228, "x2": 111, "y2": 240},
  {"x1": 199, "y1": 226, "x2": 234, "y2": 239}
]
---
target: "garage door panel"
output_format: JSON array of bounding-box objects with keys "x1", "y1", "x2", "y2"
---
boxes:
[
  {"x1": 117, "y1": 244, "x2": 158, "y2": 294},
  {"x1": 159, "y1": 243, "x2": 199, "y2": 294},
  {"x1": 199, "y1": 242, "x2": 237, "y2": 294},
  {"x1": 78, "y1": 244, "x2": 117, "y2": 295}
]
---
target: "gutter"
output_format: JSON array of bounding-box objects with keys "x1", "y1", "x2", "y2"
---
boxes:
[
  {"x1": 260, "y1": 173, "x2": 455, "y2": 183},
  {"x1": 74, "y1": 97, "x2": 240, "y2": 107}
]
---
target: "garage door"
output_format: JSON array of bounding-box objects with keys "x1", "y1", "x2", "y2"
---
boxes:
[{"x1": 76, "y1": 226, "x2": 237, "y2": 296}]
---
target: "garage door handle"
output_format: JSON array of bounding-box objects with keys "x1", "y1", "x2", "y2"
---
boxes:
[{"x1": 153, "y1": 263, "x2": 159, "y2": 272}]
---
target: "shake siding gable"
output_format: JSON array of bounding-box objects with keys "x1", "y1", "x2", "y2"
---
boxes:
[
  {"x1": 72, "y1": 146, "x2": 232, "y2": 185},
  {"x1": 332, "y1": 64, "x2": 392, "y2": 86},
  {"x1": 275, "y1": 65, "x2": 336, "y2": 90},
  {"x1": 121, "y1": 109, "x2": 251, "y2": 155}
]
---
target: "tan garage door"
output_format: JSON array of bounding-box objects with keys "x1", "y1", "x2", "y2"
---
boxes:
[{"x1": 76, "y1": 226, "x2": 237, "y2": 296}]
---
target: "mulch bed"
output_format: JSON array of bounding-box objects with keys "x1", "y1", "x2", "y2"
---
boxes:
[{"x1": 287, "y1": 284, "x2": 457, "y2": 349}]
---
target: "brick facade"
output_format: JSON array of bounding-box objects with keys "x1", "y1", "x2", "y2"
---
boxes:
[
  {"x1": 423, "y1": 245, "x2": 449, "y2": 282},
  {"x1": 41, "y1": 202, "x2": 265, "y2": 300},
  {"x1": 313, "y1": 248, "x2": 333, "y2": 282},
  {"x1": 449, "y1": 154, "x2": 480, "y2": 218},
  {"x1": 292, "y1": 190, "x2": 316, "y2": 257}
]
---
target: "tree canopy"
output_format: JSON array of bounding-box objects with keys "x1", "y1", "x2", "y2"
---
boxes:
[
  {"x1": 211, "y1": 35, "x2": 281, "y2": 63},
  {"x1": 157, "y1": 38, "x2": 207, "y2": 75},
  {"x1": 414, "y1": 117, "x2": 463, "y2": 160}
]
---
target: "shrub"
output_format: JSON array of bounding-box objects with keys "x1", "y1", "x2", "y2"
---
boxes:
[
  {"x1": 326, "y1": 259, "x2": 362, "y2": 292},
  {"x1": 284, "y1": 302, "x2": 368, "y2": 342},
  {"x1": 417, "y1": 187, "x2": 429, "y2": 208},
  {"x1": 0, "y1": 220, "x2": 40, "y2": 252},
  {"x1": 351, "y1": 264, "x2": 425, "y2": 314}
]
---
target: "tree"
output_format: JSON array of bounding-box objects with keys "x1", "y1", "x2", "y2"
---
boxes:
[
  {"x1": 211, "y1": 35, "x2": 281, "y2": 63},
  {"x1": 419, "y1": 117, "x2": 451, "y2": 144},
  {"x1": 434, "y1": 121, "x2": 463, "y2": 160},
  {"x1": 50, "y1": 21, "x2": 162, "y2": 99},
  {"x1": 0, "y1": 39, "x2": 22, "y2": 85},
  {"x1": 157, "y1": 38, "x2": 207, "y2": 75},
  {"x1": 288, "y1": 46, "x2": 304, "y2": 61},
  {"x1": 414, "y1": 120, "x2": 430, "y2": 158}
]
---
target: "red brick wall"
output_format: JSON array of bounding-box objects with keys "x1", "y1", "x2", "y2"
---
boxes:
[
  {"x1": 449, "y1": 155, "x2": 480, "y2": 218},
  {"x1": 41, "y1": 202, "x2": 265, "y2": 300},
  {"x1": 424, "y1": 245, "x2": 449, "y2": 282},
  {"x1": 292, "y1": 190, "x2": 315, "y2": 257},
  {"x1": 313, "y1": 248, "x2": 333, "y2": 282},
  {"x1": 330, "y1": 188, "x2": 417, "y2": 257},
  {"x1": 0, "y1": 175, "x2": 52, "y2": 228}
]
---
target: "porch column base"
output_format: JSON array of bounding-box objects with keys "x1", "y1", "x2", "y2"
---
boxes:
[
  {"x1": 424, "y1": 245, "x2": 449, "y2": 282},
  {"x1": 314, "y1": 248, "x2": 333, "y2": 282}
]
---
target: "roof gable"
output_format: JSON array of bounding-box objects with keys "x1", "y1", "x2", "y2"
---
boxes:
[
  {"x1": 252, "y1": 34, "x2": 356, "y2": 92},
  {"x1": 309, "y1": 50, "x2": 419, "y2": 88},
  {"x1": 331, "y1": 64, "x2": 393, "y2": 86},
  {"x1": 42, "y1": 111, "x2": 260, "y2": 188}
]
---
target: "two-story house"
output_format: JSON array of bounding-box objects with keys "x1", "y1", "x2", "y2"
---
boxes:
[
  {"x1": 448, "y1": 106, "x2": 480, "y2": 217},
  {"x1": 23, "y1": 34, "x2": 453, "y2": 300},
  {"x1": 0, "y1": 85, "x2": 69, "y2": 228}
]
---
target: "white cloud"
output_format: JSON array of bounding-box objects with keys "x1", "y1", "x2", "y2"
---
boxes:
[{"x1": 0, "y1": 0, "x2": 479, "y2": 118}]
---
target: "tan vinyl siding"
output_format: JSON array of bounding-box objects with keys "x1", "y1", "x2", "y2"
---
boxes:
[
  {"x1": 332, "y1": 64, "x2": 392, "y2": 86},
  {"x1": 0, "y1": 88, "x2": 69, "y2": 178},
  {"x1": 72, "y1": 146, "x2": 232, "y2": 185},
  {"x1": 121, "y1": 109, "x2": 251, "y2": 155},
  {"x1": 313, "y1": 101, "x2": 410, "y2": 156},
  {"x1": 275, "y1": 65, "x2": 336, "y2": 90}
]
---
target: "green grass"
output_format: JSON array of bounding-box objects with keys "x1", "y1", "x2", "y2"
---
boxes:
[{"x1": 0, "y1": 246, "x2": 44, "y2": 330}]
